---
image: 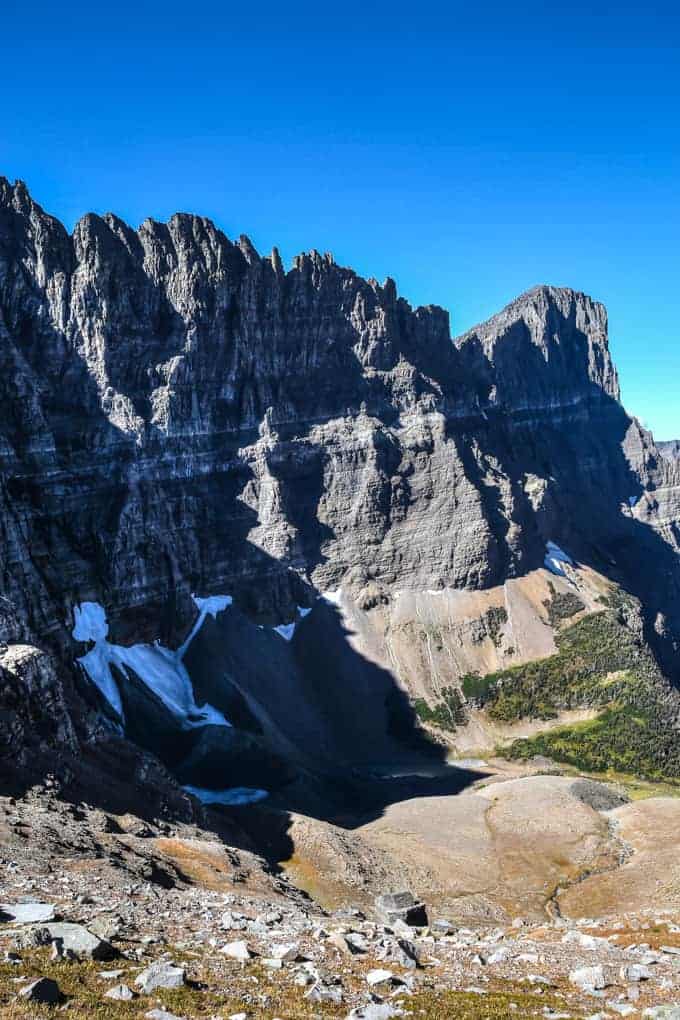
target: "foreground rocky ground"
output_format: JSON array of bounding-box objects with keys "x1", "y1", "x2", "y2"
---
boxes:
[{"x1": 4, "y1": 764, "x2": 680, "y2": 1019}]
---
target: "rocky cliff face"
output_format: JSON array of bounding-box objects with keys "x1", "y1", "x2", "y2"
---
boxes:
[
  {"x1": 1, "y1": 177, "x2": 679, "y2": 797},
  {"x1": 659, "y1": 440, "x2": 680, "y2": 460}
]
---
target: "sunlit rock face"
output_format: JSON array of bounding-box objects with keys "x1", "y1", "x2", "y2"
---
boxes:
[{"x1": 0, "y1": 175, "x2": 678, "y2": 732}]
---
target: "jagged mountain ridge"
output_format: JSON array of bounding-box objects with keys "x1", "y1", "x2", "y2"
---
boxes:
[{"x1": 1, "y1": 176, "x2": 679, "y2": 798}]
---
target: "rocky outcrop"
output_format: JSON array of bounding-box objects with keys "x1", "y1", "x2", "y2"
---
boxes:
[
  {"x1": 659, "y1": 440, "x2": 680, "y2": 461},
  {"x1": 0, "y1": 177, "x2": 679, "y2": 795}
]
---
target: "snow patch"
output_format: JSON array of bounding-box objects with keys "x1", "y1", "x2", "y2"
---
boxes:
[
  {"x1": 544, "y1": 541, "x2": 574, "y2": 577},
  {"x1": 78, "y1": 642, "x2": 124, "y2": 719},
  {"x1": 319, "y1": 588, "x2": 342, "y2": 607},
  {"x1": 72, "y1": 602, "x2": 109, "y2": 642},
  {"x1": 182, "y1": 785, "x2": 269, "y2": 806},
  {"x1": 192, "y1": 594, "x2": 233, "y2": 618},
  {"x1": 177, "y1": 593, "x2": 233, "y2": 659},
  {"x1": 272, "y1": 605, "x2": 313, "y2": 641},
  {"x1": 274, "y1": 622, "x2": 296, "y2": 641},
  {"x1": 72, "y1": 601, "x2": 231, "y2": 729}
]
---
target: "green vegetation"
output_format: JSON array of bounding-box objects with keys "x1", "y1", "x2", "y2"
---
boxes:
[
  {"x1": 464, "y1": 594, "x2": 680, "y2": 779},
  {"x1": 507, "y1": 702, "x2": 680, "y2": 778},
  {"x1": 484, "y1": 605, "x2": 508, "y2": 646},
  {"x1": 461, "y1": 671, "x2": 494, "y2": 702},
  {"x1": 0, "y1": 951, "x2": 347, "y2": 1020},
  {"x1": 464, "y1": 610, "x2": 659, "y2": 721},
  {"x1": 406, "y1": 986, "x2": 570, "y2": 1019},
  {"x1": 0, "y1": 950, "x2": 566, "y2": 1019},
  {"x1": 542, "y1": 581, "x2": 585, "y2": 627},
  {"x1": 415, "y1": 685, "x2": 466, "y2": 731}
]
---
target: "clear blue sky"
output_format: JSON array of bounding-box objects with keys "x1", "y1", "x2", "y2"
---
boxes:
[{"x1": 2, "y1": 1, "x2": 679, "y2": 437}]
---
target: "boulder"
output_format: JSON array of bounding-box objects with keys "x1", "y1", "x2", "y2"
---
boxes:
[
  {"x1": 620, "y1": 963, "x2": 652, "y2": 982},
  {"x1": 375, "y1": 892, "x2": 427, "y2": 928},
  {"x1": 221, "y1": 939, "x2": 253, "y2": 962},
  {"x1": 269, "y1": 941, "x2": 300, "y2": 962},
  {"x1": 366, "y1": 968, "x2": 394, "y2": 987},
  {"x1": 43, "y1": 922, "x2": 116, "y2": 960},
  {"x1": 388, "y1": 938, "x2": 421, "y2": 969},
  {"x1": 13, "y1": 925, "x2": 52, "y2": 949},
  {"x1": 569, "y1": 964, "x2": 607, "y2": 991},
  {"x1": 0, "y1": 901, "x2": 55, "y2": 924},
  {"x1": 135, "y1": 960, "x2": 186, "y2": 993},
  {"x1": 18, "y1": 977, "x2": 61, "y2": 1004},
  {"x1": 347, "y1": 1005, "x2": 402, "y2": 1019}
]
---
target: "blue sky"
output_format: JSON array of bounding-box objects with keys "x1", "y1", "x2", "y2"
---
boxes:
[{"x1": 2, "y1": 1, "x2": 679, "y2": 437}]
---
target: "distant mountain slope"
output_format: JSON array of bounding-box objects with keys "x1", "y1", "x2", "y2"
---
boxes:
[{"x1": 0, "y1": 176, "x2": 679, "y2": 799}]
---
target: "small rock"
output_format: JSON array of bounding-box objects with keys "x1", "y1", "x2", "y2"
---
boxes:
[
  {"x1": 562, "y1": 930, "x2": 610, "y2": 950},
  {"x1": 329, "y1": 932, "x2": 355, "y2": 955},
  {"x1": 18, "y1": 977, "x2": 61, "y2": 1004},
  {"x1": 269, "y1": 941, "x2": 300, "y2": 962},
  {"x1": 220, "y1": 911, "x2": 247, "y2": 931},
  {"x1": 221, "y1": 939, "x2": 253, "y2": 962},
  {"x1": 620, "y1": 963, "x2": 652, "y2": 982},
  {"x1": 366, "y1": 968, "x2": 394, "y2": 987},
  {"x1": 486, "y1": 947, "x2": 510, "y2": 964},
  {"x1": 305, "y1": 980, "x2": 344, "y2": 1004},
  {"x1": 389, "y1": 918, "x2": 417, "y2": 938},
  {"x1": 347, "y1": 1004, "x2": 402, "y2": 1019},
  {"x1": 105, "y1": 983, "x2": 135, "y2": 1000},
  {"x1": 569, "y1": 964, "x2": 607, "y2": 991},
  {"x1": 145, "y1": 1011, "x2": 187, "y2": 1020}
]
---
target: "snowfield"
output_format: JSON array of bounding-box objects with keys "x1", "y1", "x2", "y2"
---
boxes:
[{"x1": 72, "y1": 598, "x2": 232, "y2": 729}]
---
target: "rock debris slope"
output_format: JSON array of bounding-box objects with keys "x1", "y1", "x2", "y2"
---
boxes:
[{"x1": 0, "y1": 176, "x2": 679, "y2": 799}]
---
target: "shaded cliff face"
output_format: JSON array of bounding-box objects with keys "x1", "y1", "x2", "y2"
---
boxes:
[{"x1": 0, "y1": 177, "x2": 679, "y2": 795}]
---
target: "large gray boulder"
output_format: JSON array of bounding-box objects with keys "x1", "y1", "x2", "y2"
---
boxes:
[
  {"x1": 43, "y1": 922, "x2": 116, "y2": 960},
  {"x1": 375, "y1": 892, "x2": 428, "y2": 928},
  {"x1": 0, "y1": 901, "x2": 55, "y2": 924},
  {"x1": 135, "y1": 960, "x2": 186, "y2": 993}
]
